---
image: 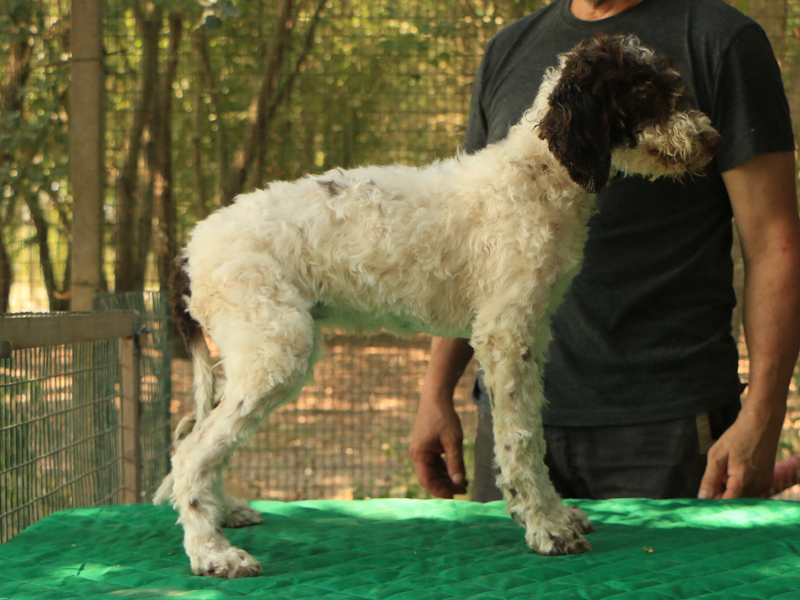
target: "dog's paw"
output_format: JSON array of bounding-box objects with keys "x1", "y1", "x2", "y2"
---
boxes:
[
  {"x1": 221, "y1": 503, "x2": 263, "y2": 528},
  {"x1": 514, "y1": 504, "x2": 594, "y2": 556},
  {"x1": 190, "y1": 546, "x2": 262, "y2": 578},
  {"x1": 565, "y1": 505, "x2": 595, "y2": 535}
]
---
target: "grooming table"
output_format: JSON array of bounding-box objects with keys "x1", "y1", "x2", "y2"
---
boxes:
[{"x1": 2, "y1": 499, "x2": 800, "y2": 599}]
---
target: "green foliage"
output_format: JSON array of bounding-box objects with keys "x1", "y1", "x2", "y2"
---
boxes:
[
  {"x1": 4, "y1": 0, "x2": 798, "y2": 304},
  {"x1": 1, "y1": 0, "x2": 72, "y2": 305},
  {"x1": 1, "y1": 0, "x2": 547, "y2": 297},
  {"x1": 5, "y1": 0, "x2": 36, "y2": 27}
]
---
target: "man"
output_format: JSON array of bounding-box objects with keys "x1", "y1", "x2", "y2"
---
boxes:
[{"x1": 409, "y1": 0, "x2": 800, "y2": 502}]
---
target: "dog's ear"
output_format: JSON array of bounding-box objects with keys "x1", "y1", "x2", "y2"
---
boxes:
[{"x1": 537, "y1": 70, "x2": 613, "y2": 194}]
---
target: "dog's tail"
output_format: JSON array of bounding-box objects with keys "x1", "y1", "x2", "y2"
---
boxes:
[{"x1": 153, "y1": 255, "x2": 217, "y2": 505}]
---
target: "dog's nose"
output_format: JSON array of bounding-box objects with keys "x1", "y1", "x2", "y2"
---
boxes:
[{"x1": 701, "y1": 131, "x2": 724, "y2": 156}]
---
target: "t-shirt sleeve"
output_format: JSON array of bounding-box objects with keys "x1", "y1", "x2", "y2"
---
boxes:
[
  {"x1": 711, "y1": 23, "x2": 794, "y2": 172},
  {"x1": 462, "y1": 38, "x2": 495, "y2": 154}
]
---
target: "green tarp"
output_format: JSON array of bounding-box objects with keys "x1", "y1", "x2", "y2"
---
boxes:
[{"x1": 2, "y1": 498, "x2": 800, "y2": 599}]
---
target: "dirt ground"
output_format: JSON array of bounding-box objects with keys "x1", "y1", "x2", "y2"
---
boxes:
[
  {"x1": 170, "y1": 333, "x2": 800, "y2": 502},
  {"x1": 171, "y1": 333, "x2": 479, "y2": 501}
]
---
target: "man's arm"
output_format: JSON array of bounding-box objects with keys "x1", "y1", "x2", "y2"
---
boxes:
[
  {"x1": 409, "y1": 336, "x2": 474, "y2": 498},
  {"x1": 699, "y1": 151, "x2": 800, "y2": 499}
]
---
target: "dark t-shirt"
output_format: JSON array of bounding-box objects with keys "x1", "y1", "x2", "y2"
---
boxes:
[{"x1": 468, "y1": 0, "x2": 794, "y2": 426}]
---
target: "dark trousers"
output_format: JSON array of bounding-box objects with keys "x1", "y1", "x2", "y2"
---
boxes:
[{"x1": 471, "y1": 399, "x2": 741, "y2": 502}]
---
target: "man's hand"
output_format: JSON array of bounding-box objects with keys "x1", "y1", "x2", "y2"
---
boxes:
[
  {"x1": 698, "y1": 408, "x2": 783, "y2": 499},
  {"x1": 409, "y1": 394, "x2": 468, "y2": 498},
  {"x1": 409, "y1": 336, "x2": 474, "y2": 498}
]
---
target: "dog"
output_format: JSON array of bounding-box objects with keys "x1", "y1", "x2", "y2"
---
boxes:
[{"x1": 154, "y1": 34, "x2": 723, "y2": 577}]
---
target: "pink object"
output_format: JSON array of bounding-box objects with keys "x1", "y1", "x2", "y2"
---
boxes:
[{"x1": 772, "y1": 455, "x2": 800, "y2": 495}]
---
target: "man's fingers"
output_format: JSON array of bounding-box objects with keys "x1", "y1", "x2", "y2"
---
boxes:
[
  {"x1": 698, "y1": 451, "x2": 728, "y2": 499},
  {"x1": 412, "y1": 452, "x2": 454, "y2": 498},
  {"x1": 429, "y1": 476, "x2": 457, "y2": 499},
  {"x1": 411, "y1": 446, "x2": 468, "y2": 498},
  {"x1": 408, "y1": 399, "x2": 467, "y2": 498},
  {"x1": 443, "y1": 437, "x2": 468, "y2": 493},
  {"x1": 722, "y1": 476, "x2": 744, "y2": 500}
]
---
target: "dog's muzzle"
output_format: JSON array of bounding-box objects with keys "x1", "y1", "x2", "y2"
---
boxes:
[{"x1": 700, "y1": 131, "x2": 724, "y2": 156}]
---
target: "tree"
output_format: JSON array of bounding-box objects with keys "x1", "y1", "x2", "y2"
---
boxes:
[
  {"x1": 113, "y1": 0, "x2": 167, "y2": 292},
  {"x1": 0, "y1": 10, "x2": 31, "y2": 311},
  {"x1": 1, "y1": 0, "x2": 71, "y2": 311},
  {"x1": 16, "y1": 0, "x2": 792, "y2": 307}
]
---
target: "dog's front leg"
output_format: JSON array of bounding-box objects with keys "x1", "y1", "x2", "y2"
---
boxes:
[{"x1": 471, "y1": 328, "x2": 593, "y2": 555}]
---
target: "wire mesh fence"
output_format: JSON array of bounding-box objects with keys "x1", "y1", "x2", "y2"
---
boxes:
[
  {"x1": 94, "y1": 292, "x2": 172, "y2": 501},
  {"x1": 100, "y1": 0, "x2": 524, "y2": 295},
  {"x1": 171, "y1": 332, "x2": 480, "y2": 502},
  {"x1": 0, "y1": 313, "x2": 135, "y2": 543},
  {"x1": 0, "y1": 339, "x2": 122, "y2": 544}
]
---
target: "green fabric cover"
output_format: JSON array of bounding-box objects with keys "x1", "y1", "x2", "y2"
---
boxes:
[{"x1": 2, "y1": 499, "x2": 800, "y2": 599}]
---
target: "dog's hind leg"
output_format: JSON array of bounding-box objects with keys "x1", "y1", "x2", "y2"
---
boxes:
[
  {"x1": 471, "y1": 320, "x2": 594, "y2": 556},
  {"x1": 216, "y1": 479, "x2": 264, "y2": 529},
  {"x1": 170, "y1": 301, "x2": 317, "y2": 578}
]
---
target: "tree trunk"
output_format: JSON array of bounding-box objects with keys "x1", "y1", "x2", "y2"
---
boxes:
[
  {"x1": 0, "y1": 37, "x2": 33, "y2": 310},
  {"x1": 24, "y1": 193, "x2": 69, "y2": 311},
  {"x1": 191, "y1": 90, "x2": 210, "y2": 220},
  {"x1": 115, "y1": 0, "x2": 162, "y2": 292},
  {"x1": 0, "y1": 234, "x2": 11, "y2": 313},
  {"x1": 154, "y1": 13, "x2": 183, "y2": 292},
  {"x1": 192, "y1": 27, "x2": 229, "y2": 210},
  {"x1": 190, "y1": 26, "x2": 211, "y2": 220},
  {"x1": 225, "y1": 0, "x2": 328, "y2": 203},
  {"x1": 225, "y1": 0, "x2": 295, "y2": 203}
]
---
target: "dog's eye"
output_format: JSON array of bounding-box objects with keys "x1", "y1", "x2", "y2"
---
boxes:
[{"x1": 647, "y1": 148, "x2": 660, "y2": 157}]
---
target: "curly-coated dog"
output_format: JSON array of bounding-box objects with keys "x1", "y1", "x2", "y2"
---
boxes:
[{"x1": 155, "y1": 34, "x2": 723, "y2": 577}]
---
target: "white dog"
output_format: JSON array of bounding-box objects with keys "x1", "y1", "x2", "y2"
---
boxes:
[{"x1": 155, "y1": 34, "x2": 722, "y2": 577}]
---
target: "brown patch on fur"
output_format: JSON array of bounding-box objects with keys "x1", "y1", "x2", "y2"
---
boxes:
[
  {"x1": 318, "y1": 179, "x2": 344, "y2": 197},
  {"x1": 169, "y1": 255, "x2": 202, "y2": 351}
]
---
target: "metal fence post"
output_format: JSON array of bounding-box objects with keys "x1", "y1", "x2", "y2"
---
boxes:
[{"x1": 121, "y1": 333, "x2": 142, "y2": 503}]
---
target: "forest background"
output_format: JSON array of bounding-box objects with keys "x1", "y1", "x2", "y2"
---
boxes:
[{"x1": 0, "y1": 0, "x2": 794, "y2": 315}]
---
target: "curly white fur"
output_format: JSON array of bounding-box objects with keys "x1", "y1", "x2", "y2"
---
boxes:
[{"x1": 157, "y1": 35, "x2": 721, "y2": 577}]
